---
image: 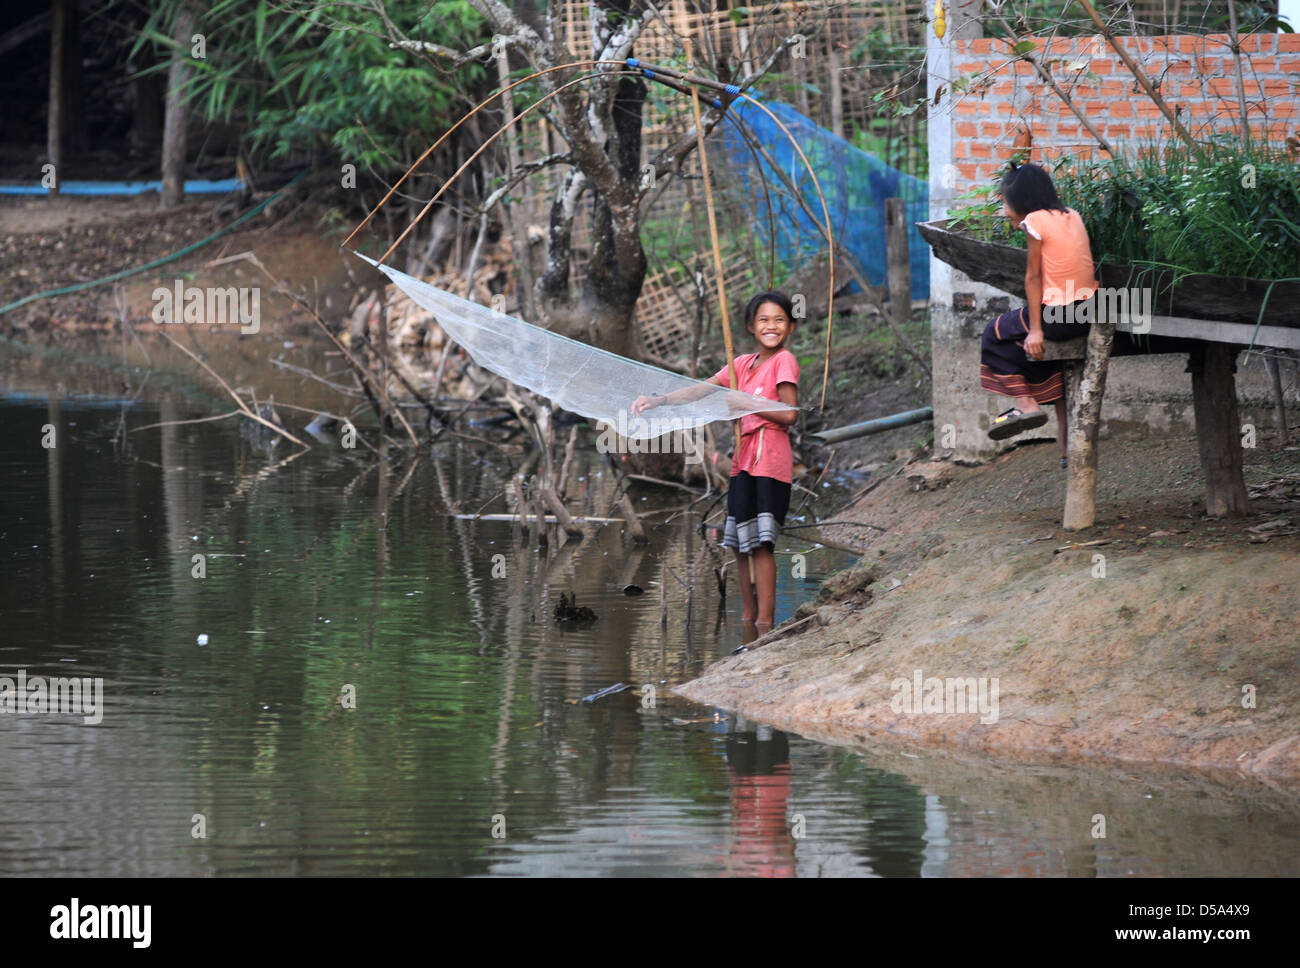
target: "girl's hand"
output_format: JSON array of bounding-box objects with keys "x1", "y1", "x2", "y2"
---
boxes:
[
  {"x1": 1023, "y1": 329, "x2": 1044, "y2": 360},
  {"x1": 631, "y1": 395, "x2": 657, "y2": 415}
]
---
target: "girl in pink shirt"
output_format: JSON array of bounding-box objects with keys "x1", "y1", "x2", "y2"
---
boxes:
[{"x1": 633, "y1": 292, "x2": 800, "y2": 627}]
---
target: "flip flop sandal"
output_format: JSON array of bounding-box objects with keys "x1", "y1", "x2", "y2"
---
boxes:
[{"x1": 988, "y1": 407, "x2": 1049, "y2": 440}]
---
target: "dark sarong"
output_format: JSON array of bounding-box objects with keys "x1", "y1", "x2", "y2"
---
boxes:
[
  {"x1": 979, "y1": 305, "x2": 1076, "y2": 404},
  {"x1": 981, "y1": 301, "x2": 1201, "y2": 404},
  {"x1": 723, "y1": 472, "x2": 791, "y2": 554}
]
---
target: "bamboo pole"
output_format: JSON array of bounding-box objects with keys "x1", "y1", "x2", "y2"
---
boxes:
[
  {"x1": 1226, "y1": 0, "x2": 1252, "y2": 145},
  {"x1": 496, "y1": 44, "x2": 536, "y2": 319},
  {"x1": 685, "y1": 39, "x2": 738, "y2": 404}
]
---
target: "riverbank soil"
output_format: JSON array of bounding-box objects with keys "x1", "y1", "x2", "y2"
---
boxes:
[
  {"x1": 0, "y1": 192, "x2": 355, "y2": 335},
  {"x1": 676, "y1": 433, "x2": 1300, "y2": 788}
]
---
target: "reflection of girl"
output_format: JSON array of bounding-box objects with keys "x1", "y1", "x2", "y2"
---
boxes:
[
  {"x1": 980, "y1": 162, "x2": 1098, "y2": 463},
  {"x1": 726, "y1": 716, "x2": 794, "y2": 878}
]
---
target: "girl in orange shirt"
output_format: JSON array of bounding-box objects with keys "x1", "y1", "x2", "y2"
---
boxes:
[{"x1": 981, "y1": 162, "x2": 1099, "y2": 462}]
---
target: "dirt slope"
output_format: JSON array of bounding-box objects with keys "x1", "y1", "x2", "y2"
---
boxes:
[{"x1": 676, "y1": 434, "x2": 1300, "y2": 789}]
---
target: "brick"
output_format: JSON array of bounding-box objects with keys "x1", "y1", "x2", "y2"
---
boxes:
[
  {"x1": 1106, "y1": 124, "x2": 1131, "y2": 138},
  {"x1": 1180, "y1": 81, "x2": 1202, "y2": 98},
  {"x1": 1237, "y1": 34, "x2": 1272, "y2": 55},
  {"x1": 956, "y1": 162, "x2": 979, "y2": 183},
  {"x1": 1263, "y1": 79, "x2": 1291, "y2": 96},
  {"x1": 1280, "y1": 34, "x2": 1300, "y2": 54},
  {"x1": 1178, "y1": 36, "x2": 1200, "y2": 54},
  {"x1": 1271, "y1": 100, "x2": 1297, "y2": 118},
  {"x1": 1248, "y1": 57, "x2": 1276, "y2": 74},
  {"x1": 969, "y1": 141, "x2": 992, "y2": 158},
  {"x1": 956, "y1": 62, "x2": 983, "y2": 75},
  {"x1": 1109, "y1": 100, "x2": 1133, "y2": 118},
  {"x1": 1090, "y1": 60, "x2": 1113, "y2": 75},
  {"x1": 980, "y1": 121, "x2": 1003, "y2": 137},
  {"x1": 1057, "y1": 123, "x2": 1079, "y2": 137}
]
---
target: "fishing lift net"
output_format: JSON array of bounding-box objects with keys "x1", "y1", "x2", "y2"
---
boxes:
[{"x1": 355, "y1": 254, "x2": 794, "y2": 440}]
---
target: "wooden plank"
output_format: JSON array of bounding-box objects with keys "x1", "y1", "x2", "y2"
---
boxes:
[
  {"x1": 885, "y1": 198, "x2": 910, "y2": 326},
  {"x1": 1143, "y1": 315, "x2": 1300, "y2": 350},
  {"x1": 1189, "y1": 345, "x2": 1252, "y2": 517},
  {"x1": 1040, "y1": 338, "x2": 1089, "y2": 361}
]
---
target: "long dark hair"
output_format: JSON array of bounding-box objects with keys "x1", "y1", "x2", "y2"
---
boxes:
[
  {"x1": 742, "y1": 290, "x2": 795, "y2": 335},
  {"x1": 1001, "y1": 162, "x2": 1067, "y2": 216}
]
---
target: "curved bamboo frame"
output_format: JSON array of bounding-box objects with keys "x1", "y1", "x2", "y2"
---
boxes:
[{"x1": 345, "y1": 59, "x2": 839, "y2": 407}]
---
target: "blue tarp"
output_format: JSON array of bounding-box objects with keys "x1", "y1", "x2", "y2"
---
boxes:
[
  {"x1": 0, "y1": 179, "x2": 245, "y2": 196},
  {"x1": 715, "y1": 100, "x2": 929, "y2": 301}
]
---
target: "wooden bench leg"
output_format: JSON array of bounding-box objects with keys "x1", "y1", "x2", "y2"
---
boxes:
[
  {"x1": 1062, "y1": 322, "x2": 1117, "y2": 530},
  {"x1": 1188, "y1": 344, "x2": 1251, "y2": 517}
]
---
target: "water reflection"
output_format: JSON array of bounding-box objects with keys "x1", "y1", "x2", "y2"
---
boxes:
[
  {"x1": 0, "y1": 371, "x2": 1297, "y2": 877},
  {"x1": 725, "y1": 717, "x2": 794, "y2": 877}
]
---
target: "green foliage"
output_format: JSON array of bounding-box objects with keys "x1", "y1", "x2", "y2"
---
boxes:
[
  {"x1": 132, "y1": 0, "x2": 487, "y2": 171},
  {"x1": 1054, "y1": 141, "x2": 1300, "y2": 281}
]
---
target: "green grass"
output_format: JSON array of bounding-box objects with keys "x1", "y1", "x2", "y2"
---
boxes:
[{"x1": 1054, "y1": 140, "x2": 1300, "y2": 282}]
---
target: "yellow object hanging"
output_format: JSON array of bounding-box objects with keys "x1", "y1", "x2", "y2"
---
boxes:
[{"x1": 935, "y1": 0, "x2": 947, "y2": 39}]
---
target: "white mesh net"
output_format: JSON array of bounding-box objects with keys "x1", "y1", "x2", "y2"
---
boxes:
[{"x1": 356, "y1": 254, "x2": 795, "y2": 440}]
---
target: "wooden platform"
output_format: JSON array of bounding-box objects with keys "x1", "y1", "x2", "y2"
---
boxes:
[
  {"x1": 1033, "y1": 316, "x2": 1263, "y2": 526},
  {"x1": 917, "y1": 219, "x2": 1300, "y2": 328}
]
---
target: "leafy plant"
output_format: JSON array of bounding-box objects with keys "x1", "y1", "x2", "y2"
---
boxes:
[{"x1": 1054, "y1": 141, "x2": 1300, "y2": 281}]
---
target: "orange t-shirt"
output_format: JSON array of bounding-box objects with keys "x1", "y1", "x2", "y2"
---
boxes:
[{"x1": 1021, "y1": 208, "x2": 1099, "y2": 305}]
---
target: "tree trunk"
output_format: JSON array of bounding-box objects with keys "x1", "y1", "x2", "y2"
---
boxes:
[
  {"x1": 64, "y1": 0, "x2": 86, "y2": 153},
  {"x1": 1062, "y1": 321, "x2": 1116, "y2": 530},
  {"x1": 539, "y1": 71, "x2": 647, "y2": 359},
  {"x1": 161, "y1": 9, "x2": 195, "y2": 210},
  {"x1": 1189, "y1": 344, "x2": 1251, "y2": 517},
  {"x1": 47, "y1": 0, "x2": 65, "y2": 194}
]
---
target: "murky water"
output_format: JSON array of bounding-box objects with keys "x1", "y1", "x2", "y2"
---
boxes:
[{"x1": 2, "y1": 338, "x2": 1297, "y2": 877}]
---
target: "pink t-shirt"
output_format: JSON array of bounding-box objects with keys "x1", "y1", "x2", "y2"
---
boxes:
[{"x1": 711, "y1": 349, "x2": 800, "y2": 483}]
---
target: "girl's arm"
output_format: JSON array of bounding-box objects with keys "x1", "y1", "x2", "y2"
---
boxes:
[
  {"x1": 762, "y1": 381, "x2": 800, "y2": 426},
  {"x1": 632, "y1": 375, "x2": 724, "y2": 414},
  {"x1": 1023, "y1": 233, "x2": 1045, "y2": 360}
]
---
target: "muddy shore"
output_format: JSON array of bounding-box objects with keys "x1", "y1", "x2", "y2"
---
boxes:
[{"x1": 676, "y1": 436, "x2": 1300, "y2": 790}]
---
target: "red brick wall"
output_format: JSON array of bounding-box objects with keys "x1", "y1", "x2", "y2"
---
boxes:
[{"x1": 947, "y1": 32, "x2": 1300, "y2": 185}]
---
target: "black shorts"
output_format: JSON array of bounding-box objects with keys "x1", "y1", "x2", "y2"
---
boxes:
[{"x1": 723, "y1": 472, "x2": 791, "y2": 554}]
